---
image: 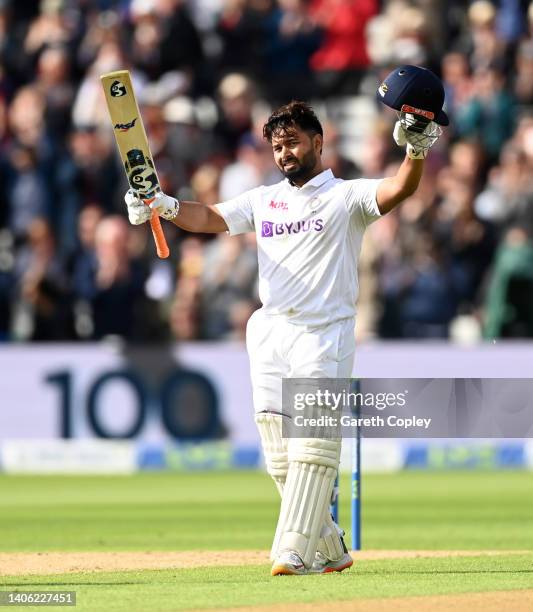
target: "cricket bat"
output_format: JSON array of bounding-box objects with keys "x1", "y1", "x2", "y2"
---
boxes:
[{"x1": 100, "y1": 70, "x2": 170, "y2": 259}]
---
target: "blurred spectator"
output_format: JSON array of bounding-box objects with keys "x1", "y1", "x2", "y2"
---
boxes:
[
  {"x1": 130, "y1": 0, "x2": 204, "y2": 88},
  {"x1": 367, "y1": 0, "x2": 439, "y2": 69},
  {"x1": 219, "y1": 134, "x2": 280, "y2": 200},
  {"x1": 455, "y1": 65, "x2": 516, "y2": 162},
  {"x1": 0, "y1": 3, "x2": 25, "y2": 89},
  {"x1": 321, "y1": 119, "x2": 360, "y2": 179},
  {"x1": 358, "y1": 118, "x2": 391, "y2": 178},
  {"x1": 53, "y1": 125, "x2": 121, "y2": 257},
  {"x1": 35, "y1": 45, "x2": 75, "y2": 140},
  {"x1": 484, "y1": 227, "x2": 533, "y2": 337},
  {"x1": 191, "y1": 163, "x2": 222, "y2": 205},
  {"x1": 475, "y1": 142, "x2": 533, "y2": 231},
  {"x1": 447, "y1": 140, "x2": 485, "y2": 190},
  {"x1": 261, "y1": 0, "x2": 322, "y2": 103},
  {"x1": 213, "y1": 73, "x2": 255, "y2": 158},
  {"x1": 464, "y1": 0, "x2": 506, "y2": 72},
  {"x1": 5, "y1": 85, "x2": 58, "y2": 243},
  {"x1": 76, "y1": 9, "x2": 123, "y2": 73},
  {"x1": 441, "y1": 51, "x2": 473, "y2": 120},
  {"x1": 7, "y1": 85, "x2": 46, "y2": 149},
  {"x1": 164, "y1": 96, "x2": 220, "y2": 180},
  {"x1": 398, "y1": 232, "x2": 459, "y2": 339},
  {"x1": 140, "y1": 94, "x2": 186, "y2": 193},
  {"x1": 215, "y1": 0, "x2": 271, "y2": 78},
  {"x1": 12, "y1": 218, "x2": 73, "y2": 340},
  {"x1": 496, "y1": 0, "x2": 529, "y2": 47},
  {"x1": 386, "y1": 4, "x2": 429, "y2": 66},
  {"x1": 513, "y1": 39, "x2": 533, "y2": 105},
  {"x1": 200, "y1": 233, "x2": 258, "y2": 339},
  {"x1": 69, "y1": 203, "x2": 103, "y2": 302},
  {"x1": 87, "y1": 215, "x2": 148, "y2": 340},
  {"x1": 187, "y1": 0, "x2": 224, "y2": 33},
  {"x1": 23, "y1": 0, "x2": 80, "y2": 63},
  {"x1": 435, "y1": 179, "x2": 495, "y2": 305},
  {"x1": 72, "y1": 40, "x2": 134, "y2": 129},
  {"x1": 219, "y1": 140, "x2": 263, "y2": 200},
  {"x1": 170, "y1": 236, "x2": 204, "y2": 340},
  {"x1": 309, "y1": 0, "x2": 378, "y2": 95},
  {"x1": 5, "y1": 143, "x2": 51, "y2": 242}
]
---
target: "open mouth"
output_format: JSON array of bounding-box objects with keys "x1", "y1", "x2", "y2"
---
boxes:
[{"x1": 283, "y1": 160, "x2": 298, "y2": 169}]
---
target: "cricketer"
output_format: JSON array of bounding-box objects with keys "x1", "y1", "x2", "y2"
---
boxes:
[{"x1": 124, "y1": 66, "x2": 447, "y2": 576}]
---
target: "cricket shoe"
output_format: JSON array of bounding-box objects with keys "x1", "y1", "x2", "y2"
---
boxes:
[
  {"x1": 271, "y1": 551, "x2": 307, "y2": 576},
  {"x1": 309, "y1": 551, "x2": 353, "y2": 574}
]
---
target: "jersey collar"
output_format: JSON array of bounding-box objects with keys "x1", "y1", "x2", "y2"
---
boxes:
[{"x1": 287, "y1": 168, "x2": 334, "y2": 190}]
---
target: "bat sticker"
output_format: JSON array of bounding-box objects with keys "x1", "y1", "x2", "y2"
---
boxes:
[
  {"x1": 114, "y1": 118, "x2": 137, "y2": 132},
  {"x1": 125, "y1": 149, "x2": 158, "y2": 197},
  {"x1": 110, "y1": 80, "x2": 126, "y2": 97}
]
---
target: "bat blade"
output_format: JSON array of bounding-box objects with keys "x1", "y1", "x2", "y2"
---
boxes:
[{"x1": 100, "y1": 70, "x2": 169, "y2": 259}]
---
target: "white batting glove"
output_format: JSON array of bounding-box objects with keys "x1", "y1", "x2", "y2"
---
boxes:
[
  {"x1": 125, "y1": 189, "x2": 152, "y2": 225},
  {"x1": 124, "y1": 190, "x2": 179, "y2": 225},
  {"x1": 150, "y1": 191, "x2": 180, "y2": 221},
  {"x1": 393, "y1": 120, "x2": 435, "y2": 160}
]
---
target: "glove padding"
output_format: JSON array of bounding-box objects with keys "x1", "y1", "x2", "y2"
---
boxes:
[
  {"x1": 393, "y1": 120, "x2": 438, "y2": 160},
  {"x1": 124, "y1": 190, "x2": 179, "y2": 225}
]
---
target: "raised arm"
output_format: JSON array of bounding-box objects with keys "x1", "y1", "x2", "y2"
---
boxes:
[
  {"x1": 125, "y1": 191, "x2": 228, "y2": 233},
  {"x1": 376, "y1": 156, "x2": 424, "y2": 215},
  {"x1": 169, "y1": 200, "x2": 228, "y2": 233}
]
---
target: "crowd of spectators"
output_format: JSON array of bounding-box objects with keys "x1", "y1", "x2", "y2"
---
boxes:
[{"x1": 0, "y1": 0, "x2": 532, "y2": 343}]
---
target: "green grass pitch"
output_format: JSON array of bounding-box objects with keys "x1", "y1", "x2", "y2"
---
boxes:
[{"x1": 1, "y1": 471, "x2": 533, "y2": 610}]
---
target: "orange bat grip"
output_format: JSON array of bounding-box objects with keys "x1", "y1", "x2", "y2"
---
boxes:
[{"x1": 144, "y1": 197, "x2": 170, "y2": 259}]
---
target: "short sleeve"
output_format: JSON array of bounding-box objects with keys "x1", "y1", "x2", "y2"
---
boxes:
[
  {"x1": 214, "y1": 188, "x2": 257, "y2": 235},
  {"x1": 343, "y1": 178, "x2": 383, "y2": 226}
]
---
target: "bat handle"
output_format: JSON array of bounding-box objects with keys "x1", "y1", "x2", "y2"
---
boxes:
[{"x1": 143, "y1": 197, "x2": 170, "y2": 259}]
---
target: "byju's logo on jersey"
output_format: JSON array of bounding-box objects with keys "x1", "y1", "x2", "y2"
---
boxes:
[
  {"x1": 261, "y1": 218, "x2": 324, "y2": 238},
  {"x1": 262, "y1": 221, "x2": 274, "y2": 237}
]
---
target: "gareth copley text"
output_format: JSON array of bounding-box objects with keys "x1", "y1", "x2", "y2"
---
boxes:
[{"x1": 293, "y1": 414, "x2": 432, "y2": 430}]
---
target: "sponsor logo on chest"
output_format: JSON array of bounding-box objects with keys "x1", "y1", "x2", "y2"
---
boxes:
[{"x1": 261, "y1": 218, "x2": 324, "y2": 238}]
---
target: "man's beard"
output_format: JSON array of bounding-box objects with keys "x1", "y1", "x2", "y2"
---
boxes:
[{"x1": 281, "y1": 150, "x2": 317, "y2": 182}]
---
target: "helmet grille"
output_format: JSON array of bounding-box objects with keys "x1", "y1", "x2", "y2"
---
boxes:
[{"x1": 398, "y1": 111, "x2": 442, "y2": 148}]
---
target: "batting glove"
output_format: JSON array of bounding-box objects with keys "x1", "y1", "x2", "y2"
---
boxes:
[
  {"x1": 124, "y1": 190, "x2": 180, "y2": 225},
  {"x1": 125, "y1": 190, "x2": 152, "y2": 225},
  {"x1": 150, "y1": 191, "x2": 180, "y2": 221},
  {"x1": 393, "y1": 120, "x2": 436, "y2": 160}
]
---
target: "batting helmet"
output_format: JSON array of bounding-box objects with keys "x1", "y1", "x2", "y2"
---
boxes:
[{"x1": 377, "y1": 65, "x2": 449, "y2": 126}]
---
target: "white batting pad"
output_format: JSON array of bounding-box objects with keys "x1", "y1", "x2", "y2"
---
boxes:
[
  {"x1": 255, "y1": 412, "x2": 288, "y2": 496},
  {"x1": 272, "y1": 438, "x2": 341, "y2": 568}
]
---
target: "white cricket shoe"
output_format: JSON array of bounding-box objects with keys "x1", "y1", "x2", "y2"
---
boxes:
[
  {"x1": 309, "y1": 551, "x2": 353, "y2": 574},
  {"x1": 271, "y1": 551, "x2": 307, "y2": 576}
]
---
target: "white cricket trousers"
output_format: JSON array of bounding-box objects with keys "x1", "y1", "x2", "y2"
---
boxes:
[{"x1": 246, "y1": 309, "x2": 356, "y2": 415}]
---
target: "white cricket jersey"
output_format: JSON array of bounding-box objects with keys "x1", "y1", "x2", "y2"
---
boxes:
[{"x1": 215, "y1": 169, "x2": 383, "y2": 326}]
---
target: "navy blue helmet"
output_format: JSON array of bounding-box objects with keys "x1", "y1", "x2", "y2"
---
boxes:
[{"x1": 377, "y1": 65, "x2": 449, "y2": 126}]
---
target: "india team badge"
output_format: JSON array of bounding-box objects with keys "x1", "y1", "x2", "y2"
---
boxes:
[{"x1": 308, "y1": 197, "x2": 321, "y2": 212}]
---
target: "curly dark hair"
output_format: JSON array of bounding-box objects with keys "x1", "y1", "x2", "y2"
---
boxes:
[{"x1": 263, "y1": 101, "x2": 323, "y2": 142}]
